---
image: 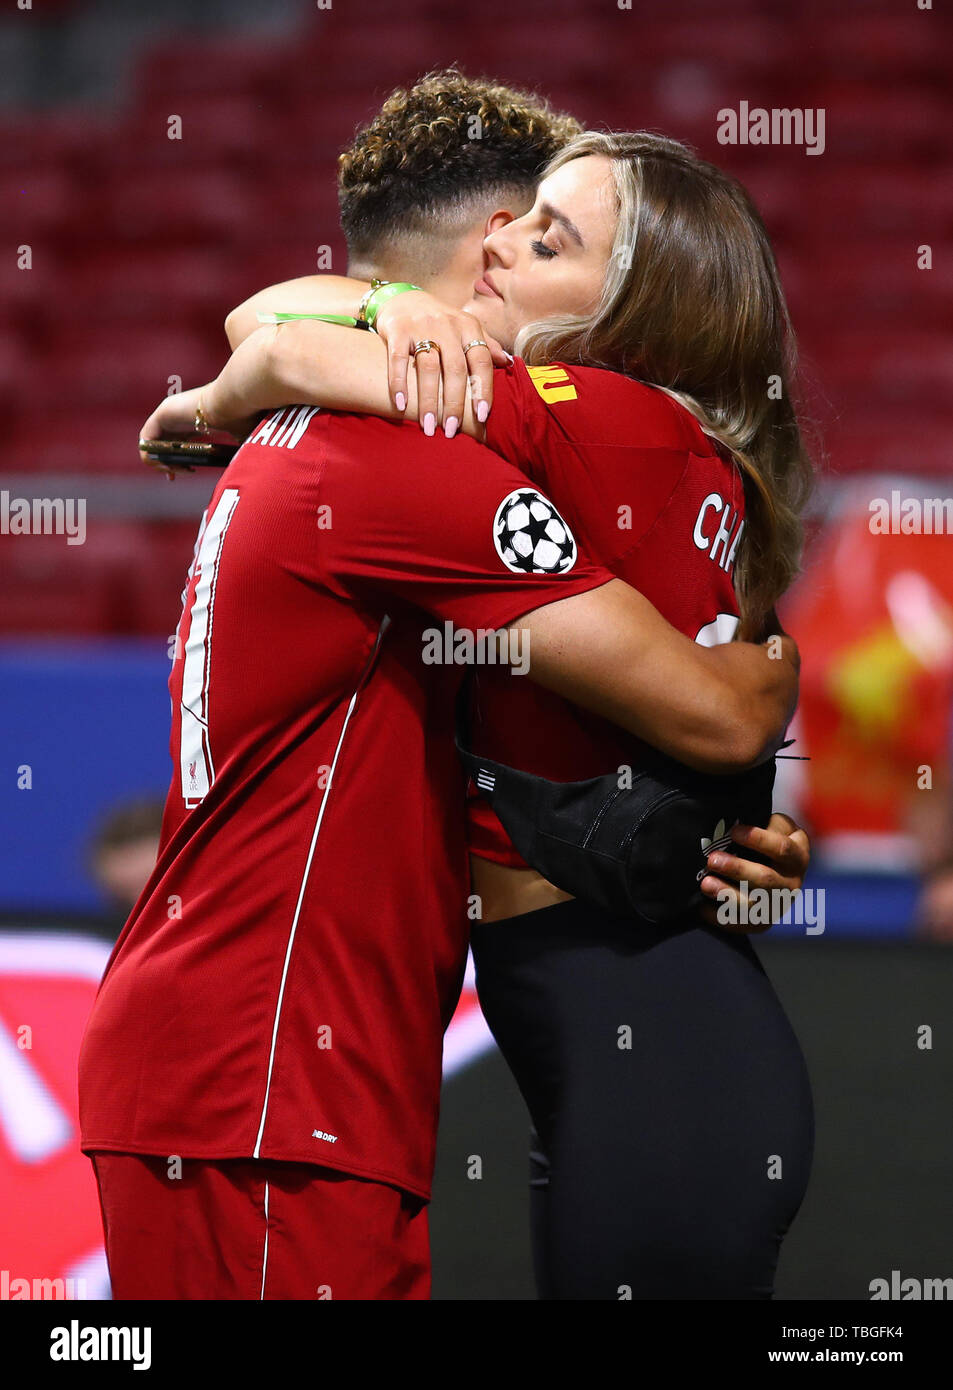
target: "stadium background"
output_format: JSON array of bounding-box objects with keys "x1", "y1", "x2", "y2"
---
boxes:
[{"x1": 1, "y1": 0, "x2": 951, "y2": 1299}]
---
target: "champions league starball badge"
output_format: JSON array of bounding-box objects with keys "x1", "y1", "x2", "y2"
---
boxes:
[{"x1": 492, "y1": 489, "x2": 577, "y2": 575}]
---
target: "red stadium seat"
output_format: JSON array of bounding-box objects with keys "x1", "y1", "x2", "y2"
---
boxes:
[
  {"x1": 99, "y1": 166, "x2": 255, "y2": 244},
  {"x1": 824, "y1": 413, "x2": 949, "y2": 478},
  {"x1": 781, "y1": 239, "x2": 953, "y2": 333},
  {"x1": 0, "y1": 526, "x2": 130, "y2": 636},
  {"x1": 0, "y1": 108, "x2": 110, "y2": 176},
  {"x1": 0, "y1": 517, "x2": 206, "y2": 636},
  {"x1": 20, "y1": 337, "x2": 217, "y2": 421},
  {"x1": 131, "y1": 34, "x2": 296, "y2": 107},
  {"x1": 66, "y1": 246, "x2": 243, "y2": 328},
  {"x1": 809, "y1": 83, "x2": 949, "y2": 161},
  {"x1": 0, "y1": 167, "x2": 76, "y2": 239},
  {"x1": 783, "y1": 166, "x2": 953, "y2": 238},
  {"x1": 7, "y1": 408, "x2": 158, "y2": 475},
  {"x1": 802, "y1": 14, "x2": 952, "y2": 79},
  {"x1": 127, "y1": 522, "x2": 206, "y2": 636},
  {"x1": 113, "y1": 98, "x2": 288, "y2": 170},
  {"x1": 0, "y1": 329, "x2": 22, "y2": 412},
  {"x1": 820, "y1": 330, "x2": 953, "y2": 410}
]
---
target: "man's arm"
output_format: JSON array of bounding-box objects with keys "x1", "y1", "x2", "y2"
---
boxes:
[{"x1": 512, "y1": 580, "x2": 797, "y2": 774}]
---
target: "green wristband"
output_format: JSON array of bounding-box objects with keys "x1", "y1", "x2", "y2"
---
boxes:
[
  {"x1": 362, "y1": 281, "x2": 422, "y2": 329},
  {"x1": 256, "y1": 311, "x2": 370, "y2": 330}
]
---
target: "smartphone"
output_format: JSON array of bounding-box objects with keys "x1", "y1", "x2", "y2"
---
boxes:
[{"x1": 139, "y1": 438, "x2": 239, "y2": 470}]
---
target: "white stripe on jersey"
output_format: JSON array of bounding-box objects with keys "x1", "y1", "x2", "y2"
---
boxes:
[
  {"x1": 252, "y1": 615, "x2": 391, "y2": 1159},
  {"x1": 179, "y1": 488, "x2": 240, "y2": 806},
  {"x1": 259, "y1": 1180, "x2": 270, "y2": 1300}
]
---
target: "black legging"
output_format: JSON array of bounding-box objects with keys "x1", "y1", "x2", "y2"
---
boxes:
[{"x1": 470, "y1": 897, "x2": 814, "y2": 1300}]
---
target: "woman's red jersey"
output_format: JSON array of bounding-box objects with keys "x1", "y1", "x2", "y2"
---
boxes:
[{"x1": 468, "y1": 358, "x2": 747, "y2": 867}]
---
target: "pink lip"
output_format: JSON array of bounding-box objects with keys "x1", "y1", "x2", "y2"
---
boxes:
[{"x1": 473, "y1": 273, "x2": 502, "y2": 300}]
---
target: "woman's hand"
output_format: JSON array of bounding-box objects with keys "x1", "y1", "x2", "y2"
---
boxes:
[
  {"x1": 699, "y1": 812, "x2": 811, "y2": 933},
  {"x1": 138, "y1": 383, "x2": 257, "y2": 478},
  {"x1": 138, "y1": 386, "x2": 208, "y2": 478},
  {"x1": 373, "y1": 290, "x2": 508, "y2": 436}
]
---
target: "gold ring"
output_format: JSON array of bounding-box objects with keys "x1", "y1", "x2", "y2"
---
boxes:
[
  {"x1": 412, "y1": 339, "x2": 438, "y2": 357},
  {"x1": 462, "y1": 340, "x2": 489, "y2": 353}
]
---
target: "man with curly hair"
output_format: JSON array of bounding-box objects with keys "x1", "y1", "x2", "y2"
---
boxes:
[{"x1": 338, "y1": 70, "x2": 582, "y2": 292}]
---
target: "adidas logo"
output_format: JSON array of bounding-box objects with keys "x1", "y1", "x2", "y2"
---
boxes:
[{"x1": 697, "y1": 818, "x2": 736, "y2": 880}]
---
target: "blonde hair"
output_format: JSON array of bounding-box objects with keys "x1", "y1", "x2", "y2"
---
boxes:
[{"x1": 515, "y1": 131, "x2": 813, "y2": 639}]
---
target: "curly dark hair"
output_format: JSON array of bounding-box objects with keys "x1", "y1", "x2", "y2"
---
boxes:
[{"x1": 338, "y1": 68, "x2": 581, "y2": 259}]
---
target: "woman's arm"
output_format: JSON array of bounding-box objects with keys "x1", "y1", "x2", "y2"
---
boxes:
[
  {"x1": 136, "y1": 316, "x2": 485, "y2": 454},
  {"x1": 205, "y1": 319, "x2": 489, "y2": 441},
  {"x1": 208, "y1": 321, "x2": 406, "y2": 432},
  {"x1": 226, "y1": 280, "x2": 501, "y2": 431},
  {"x1": 224, "y1": 276, "x2": 369, "y2": 349}
]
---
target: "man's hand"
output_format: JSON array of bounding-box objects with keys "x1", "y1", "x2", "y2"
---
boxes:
[
  {"x1": 698, "y1": 812, "x2": 811, "y2": 933},
  {"x1": 373, "y1": 289, "x2": 507, "y2": 435}
]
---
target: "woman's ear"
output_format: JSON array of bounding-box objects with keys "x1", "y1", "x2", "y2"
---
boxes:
[{"x1": 484, "y1": 209, "x2": 517, "y2": 237}]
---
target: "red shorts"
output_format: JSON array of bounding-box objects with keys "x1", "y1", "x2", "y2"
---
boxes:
[{"x1": 90, "y1": 1152, "x2": 430, "y2": 1300}]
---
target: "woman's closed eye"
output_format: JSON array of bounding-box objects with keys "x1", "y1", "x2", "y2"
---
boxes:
[{"x1": 530, "y1": 238, "x2": 558, "y2": 260}]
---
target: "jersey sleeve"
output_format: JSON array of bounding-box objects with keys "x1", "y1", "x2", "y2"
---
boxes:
[
  {"x1": 486, "y1": 359, "x2": 703, "y2": 568},
  {"x1": 482, "y1": 359, "x2": 554, "y2": 479},
  {"x1": 487, "y1": 356, "x2": 702, "y2": 456},
  {"x1": 314, "y1": 413, "x2": 613, "y2": 632}
]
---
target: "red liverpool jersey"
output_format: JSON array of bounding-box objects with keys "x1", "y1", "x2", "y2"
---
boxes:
[
  {"x1": 467, "y1": 358, "x2": 747, "y2": 867},
  {"x1": 78, "y1": 405, "x2": 611, "y2": 1200}
]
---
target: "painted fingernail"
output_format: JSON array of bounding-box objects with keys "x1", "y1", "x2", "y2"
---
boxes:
[
  {"x1": 476, "y1": 399, "x2": 489, "y2": 424},
  {"x1": 708, "y1": 853, "x2": 726, "y2": 869},
  {"x1": 423, "y1": 413, "x2": 436, "y2": 436},
  {"x1": 503, "y1": 350, "x2": 514, "y2": 363},
  {"x1": 444, "y1": 416, "x2": 459, "y2": 439},
  {"x1": 395, "y1": 392, "x2": 406, "y2": 412}
]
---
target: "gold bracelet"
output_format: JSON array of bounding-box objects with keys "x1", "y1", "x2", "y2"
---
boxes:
[
  {"x1": 357, "y1": 277, "x2": 390, "y2": 324},
  {"x1": 194, "y1": 397, "x2": 210, "y2": 435}
]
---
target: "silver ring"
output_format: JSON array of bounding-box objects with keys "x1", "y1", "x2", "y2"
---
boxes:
[
  {"x1": 462, "y1": 339, "x2": 489, "y2": 353},
  {"x1": 412, "y1": 339, "x2": 438, "y2": 357}
]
